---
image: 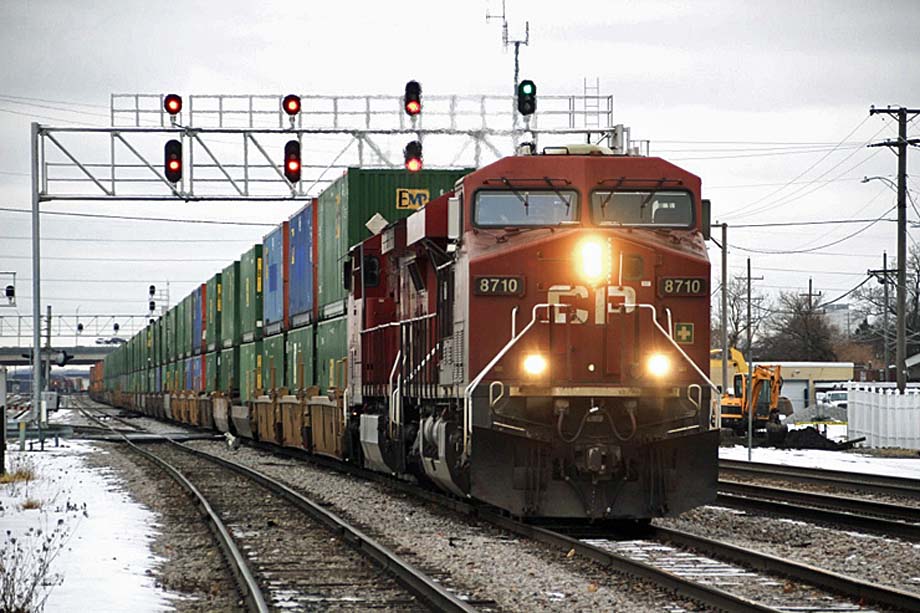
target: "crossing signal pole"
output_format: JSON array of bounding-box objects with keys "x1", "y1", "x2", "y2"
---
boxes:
[{"x1": 869, "y1": 106, "x2": 920, "y2": 391}]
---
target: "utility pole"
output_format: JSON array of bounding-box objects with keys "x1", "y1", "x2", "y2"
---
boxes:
[
  {"x1": 744, "y1": 258, "x2": 764, "y2": 461},
  {"x1": 869, "y1": 106, "x2": 920, "y2": 391},
  {"x1": 868, "y1": 251, "x2": 896, "y2": 381},
  {"x1": 800, "y1": 278, "x2": 822, "y2": 311},
  {"x1": 721, "y1": 223, "x2": 729, "y2": 403}
]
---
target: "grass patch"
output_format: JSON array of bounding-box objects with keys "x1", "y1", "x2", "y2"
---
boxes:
[
  {"x1": 20, "y1": 498, "x2": 43, "y2": 510},
  {"x1": 0, "y1": 467, "x2": 36, "y2": 485}
]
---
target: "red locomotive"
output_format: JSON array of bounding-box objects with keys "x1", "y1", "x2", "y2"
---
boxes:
[{"x1": 347, "y1": 144, "x2": 717, "y2": 519}]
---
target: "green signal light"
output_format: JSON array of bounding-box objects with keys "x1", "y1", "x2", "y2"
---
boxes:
[{"x1": 521, "y1": 83, "x2": 534, "y2": 95}]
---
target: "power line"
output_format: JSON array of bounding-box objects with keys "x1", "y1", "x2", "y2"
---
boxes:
[
  {"x1": 728, "y1": 217, "x2": 898, "y2": 228},
  {"x1": 731, "y1": 205, "x2": 896, "y2": 254},
  {"x1": 668, "y1": 144, "x2": 865, "y2": 161},
  {"x1": 0, "y1": 206, "x2": 275, "y2": 226},
  {"x1": 0, "y1": 106, "x2": 103, "y2": 127},
  {"x1": 0, "y1": 93, "x2": 108, "y2": 109},
  {"x1": 729, "y1": 266, "x2": 866, "y2": 276},
  {"x1": 0, "y1": 255, "x2": 229, "y2": 262},
  {"x1": 0, "y1": 235, "x2": 253, "y2": 243},
  {"x1": 724, "y1": 116, "x2": 879, "y2": 219},
  {"x1": 0, "y1": 97, "x2": 110, "y2": 119}
]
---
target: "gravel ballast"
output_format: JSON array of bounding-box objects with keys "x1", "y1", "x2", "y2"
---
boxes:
[{"x1": 85, "y1": 443, "x2": 242, "y2": 612}]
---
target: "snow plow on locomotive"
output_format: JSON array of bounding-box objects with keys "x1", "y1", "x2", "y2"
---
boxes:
[
  {"x1": 93, "y1": 146, "x2": 718, "y2": 521},
  {"x1": 347, "y1": 146, "x2": 719, "y2": 519}
]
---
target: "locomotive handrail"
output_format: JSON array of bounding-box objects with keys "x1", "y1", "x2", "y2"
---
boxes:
[
  {"x1": 627, "y1": 302, "x2": 720, "y2": 428},
  {"x1": 361, "y1": 312, "x2": 436, "y2": 335},
  {"x1": 388, "y1": 350, "x2": 402, "y2": 438},
  {"x1": 462, "y1": 302, "x2": 567, "y2": 459}
]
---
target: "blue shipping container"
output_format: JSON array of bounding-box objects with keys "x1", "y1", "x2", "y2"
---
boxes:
[
  {"x1": 185, "y1": 358, "x2": 193, "y2": 390},
  {"x1": 155, "y1": 366, "x2": 162, "y2": 393},
  {"x1": 191, "y1": 355, "x2": 203, "y2": 391},
  {"x1": 192, "y1": 285, "x2": 203, "y2": 355},
  {"x1": 263, "y1": 221, "x2": 289, "y2": 335},
  {"x1": 288, "y1": 202, "x2": 314, "y2": 327}
]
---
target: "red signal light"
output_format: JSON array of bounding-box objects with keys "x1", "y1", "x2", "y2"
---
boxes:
[
  {"x1": 284, "y1": 140, "x2": 301, "y2": 183},
  {"x1": 164, "y1": 94, "x2": 182, "y2": 115},
  {"x1": 164, "y1": 139, "x2": 182, "y2": 183},
  {"x1": 404, "y1": 80, "x2": 421, "y2": 116},
  {"x1": 404, "y1": 140, "x2": 423, "y2": 172},
  {"x1": 282, "y1": 94, "x2": 301, "y2": 116}
]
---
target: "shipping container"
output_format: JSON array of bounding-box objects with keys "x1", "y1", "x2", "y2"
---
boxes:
[
  {"x1": 219, "y1": 346, "x2": 239, "y2": 397},
  {"x1": 316, "y1": 168, "x2": 468, "y2": 316},
  {"x1": 191, "y1": 354, "x2": 204, "y2": 392},
  {"x1": 192, "y1": 286, "x2": 204, "y2": 355},
  {"x1": 221, "y1": 260, "x2": 241, "y2": 348},
  {"x1": 177, "y1": 296, "x2": 188, "y2": 359},
  {"x1": 206, "y1": 273, "x2": 222, "y2": 352},
  {"x1": 263, "y1": 221, "x2": 290, "y2": 336},
  {"x1": 261, "y1": 332, "x2": 286, "y2": 391},
  {"x1": 240, "y1": 245, "x2": 263, "y2": 342},
  {"x1": 184, "y1": 357, "x2": 193, "y2": 391},
  {"x1": 184, "y1": 293, "x2": 194, "y2": 358},
  {"x1": 165, "y1": 307, "x2": 175, "y2": 362},
  {"x1": 315, "y1": 316, "x2": 346, "y2": 394},
  {"x1": 288, "y1": 201, "x2": 316, "y2": 328},
  {"x1": 205, "y1": 351, "x2": 218, "y2": 393},
  {"x1": 239, "y1": 341, "x2": 263, "y2": 403},
  {"x1": 285, "y1": 325, "x2": 314, "y2": 391}
]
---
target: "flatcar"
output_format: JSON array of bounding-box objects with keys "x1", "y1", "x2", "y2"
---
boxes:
[{"x1": 93, "y1": 145, "x2": 718, "y2": 520}]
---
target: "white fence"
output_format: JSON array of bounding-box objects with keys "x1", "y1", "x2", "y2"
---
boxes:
[{"x1": 847, "y1": 384, "x2": 920, "y2": 449}]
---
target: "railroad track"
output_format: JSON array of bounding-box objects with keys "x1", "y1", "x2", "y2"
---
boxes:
[
  {"x1": 75, "y1": 398, "x2": 477, "y2": 613},
  {"x1": 83, "y1": 397, "x2": 920, "y2": 612},
  {"x1": 241, "y1": 440, "x2": 920, "y2": 613},
  {"x1": 719, "y1": 459, "x2": 920, "y2": 500},
  {"x1": 715, "y1": 481, "x2": 920, "y2": 541}
]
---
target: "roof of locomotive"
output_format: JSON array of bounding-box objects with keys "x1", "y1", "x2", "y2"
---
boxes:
[{"x1": 460, "y1": 152, "x2": 702, "y2": 193}]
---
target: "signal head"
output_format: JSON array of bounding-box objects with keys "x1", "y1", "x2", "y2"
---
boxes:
[
  {"x1": 404, "y1": 80, "x2": 422, "y2": 116},
  {"x1": 164, "y1": 139, "x2": 182, "y2": 184},
  {"x1": 282, "y1": 94, "x2": 301, "y2": 116},
  {"x1": 517, "y1": 79, "x2": 537, "y2": 116},
  {"x1": 164, "y1": 94, "x2": 182, "y2": 115},
  {"x1": 284, "y1": 140, "x2": 302, "y2": 183},
  {"x1": 404, "y1": 140, "x2": 423, "y2": 172}
]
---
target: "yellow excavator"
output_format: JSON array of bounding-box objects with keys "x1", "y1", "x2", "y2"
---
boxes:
[{"x1": 710, "y1": 349, "x2": 793, "y2": 440}]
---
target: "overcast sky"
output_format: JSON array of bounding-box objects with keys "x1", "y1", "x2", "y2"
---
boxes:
[{"x1": 1, "y1": 0, "x2": 918, "y2": 344}]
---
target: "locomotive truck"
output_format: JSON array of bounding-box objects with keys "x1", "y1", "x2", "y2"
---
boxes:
[{"x1": 93, "y1": 144, "x2": 718, "y2": 520}]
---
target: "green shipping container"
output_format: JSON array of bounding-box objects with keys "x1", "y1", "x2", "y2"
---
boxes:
[
  {"x1": 183, "y1": 293, "x2": 194, "y2": 358},
  {"x1": 206, "y1": 273, "x2": 222, "y2": 352},
  {"x1": 239, "y1": 341, "x2": 263, "y2": 402},
  {"x1": 240, "y1": 245, "x2": 263, "y2": 343},
  {"x1": 219, "y1": 346, "x2": 240, "y2": 397},
  {"x1": 315, "y1": 316, "x2": 346, "y2": 394},
  {"x1": 285, "y1": 325, "x2": 314, "y2": 392},
  {"x1": 205, "y1": 351, "x2": 218, "y2": 393},
  {"x1": 316, "y1": 168, "x2": 469, "y2": 316},
  {"x1": 165, "y1": 307, "x2": 175, "y2": 362},
  {"x1": 221, "y1": 261, "x2": 241, "y2": 348},
  {"x1": 262, "y1": 332, "x2": 286, "y2": 392}
]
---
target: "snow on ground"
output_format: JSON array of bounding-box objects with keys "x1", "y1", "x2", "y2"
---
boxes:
[
  {"x1": 720, "y1": 444, "x2": 920, "y2": 479},
  {"x1": 1, "y1": 441, "x2": 174, "y2": 612}
]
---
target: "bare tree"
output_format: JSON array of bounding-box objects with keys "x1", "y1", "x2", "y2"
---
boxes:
[
  {"x1": 756, "y1": 292, "x2": 837, "y2": 361},
  {"x1": 711, "y1": 276, "x2": 769, "y2": 350}
]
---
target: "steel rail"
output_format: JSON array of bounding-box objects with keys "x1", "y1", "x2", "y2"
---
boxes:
[
  {"x1": 165, "y1": 443, "x2": 478, "y2": 613},
  {"x1": 719, "y1": 459, "x2": 920, "y2": 499},
  {"x1": 652, "y1": 526, "x2": 920, "y2": 612},
  {"x1": 73, "y1": 400, "x2": 269, "y2": 613},
  {"x1": 242, "y1": 442, "x2": 778, "y2": 612},
  {"x1": 716, "y1": 491, "x2": 920, "y2": 541},
  {"x1": 719, "y1": 480, "x2": 920, "y2": 523}
]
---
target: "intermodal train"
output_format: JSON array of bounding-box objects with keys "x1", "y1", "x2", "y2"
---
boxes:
[{"x1": 91, "y1": 144, "x2": 718, "y2": 520}]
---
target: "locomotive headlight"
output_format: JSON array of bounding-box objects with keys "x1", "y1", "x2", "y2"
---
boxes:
[
  {"x1": 578, "y1": 239, "x2": 606, "y2": 285},
  {"x1": 647, "y1": 353, "x2": 670, "y2": 378},
  {"x1": 523, "y1": 353, "x2": 548, "y2": 376}
]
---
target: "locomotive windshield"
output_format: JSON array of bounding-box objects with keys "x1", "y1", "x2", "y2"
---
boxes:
[
  {"x1": 474, "y1": 190, "x2": 578, "y2": 227},
  {"x1": 591, "y1": 190, "x2": 693, "y2": 227}
]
